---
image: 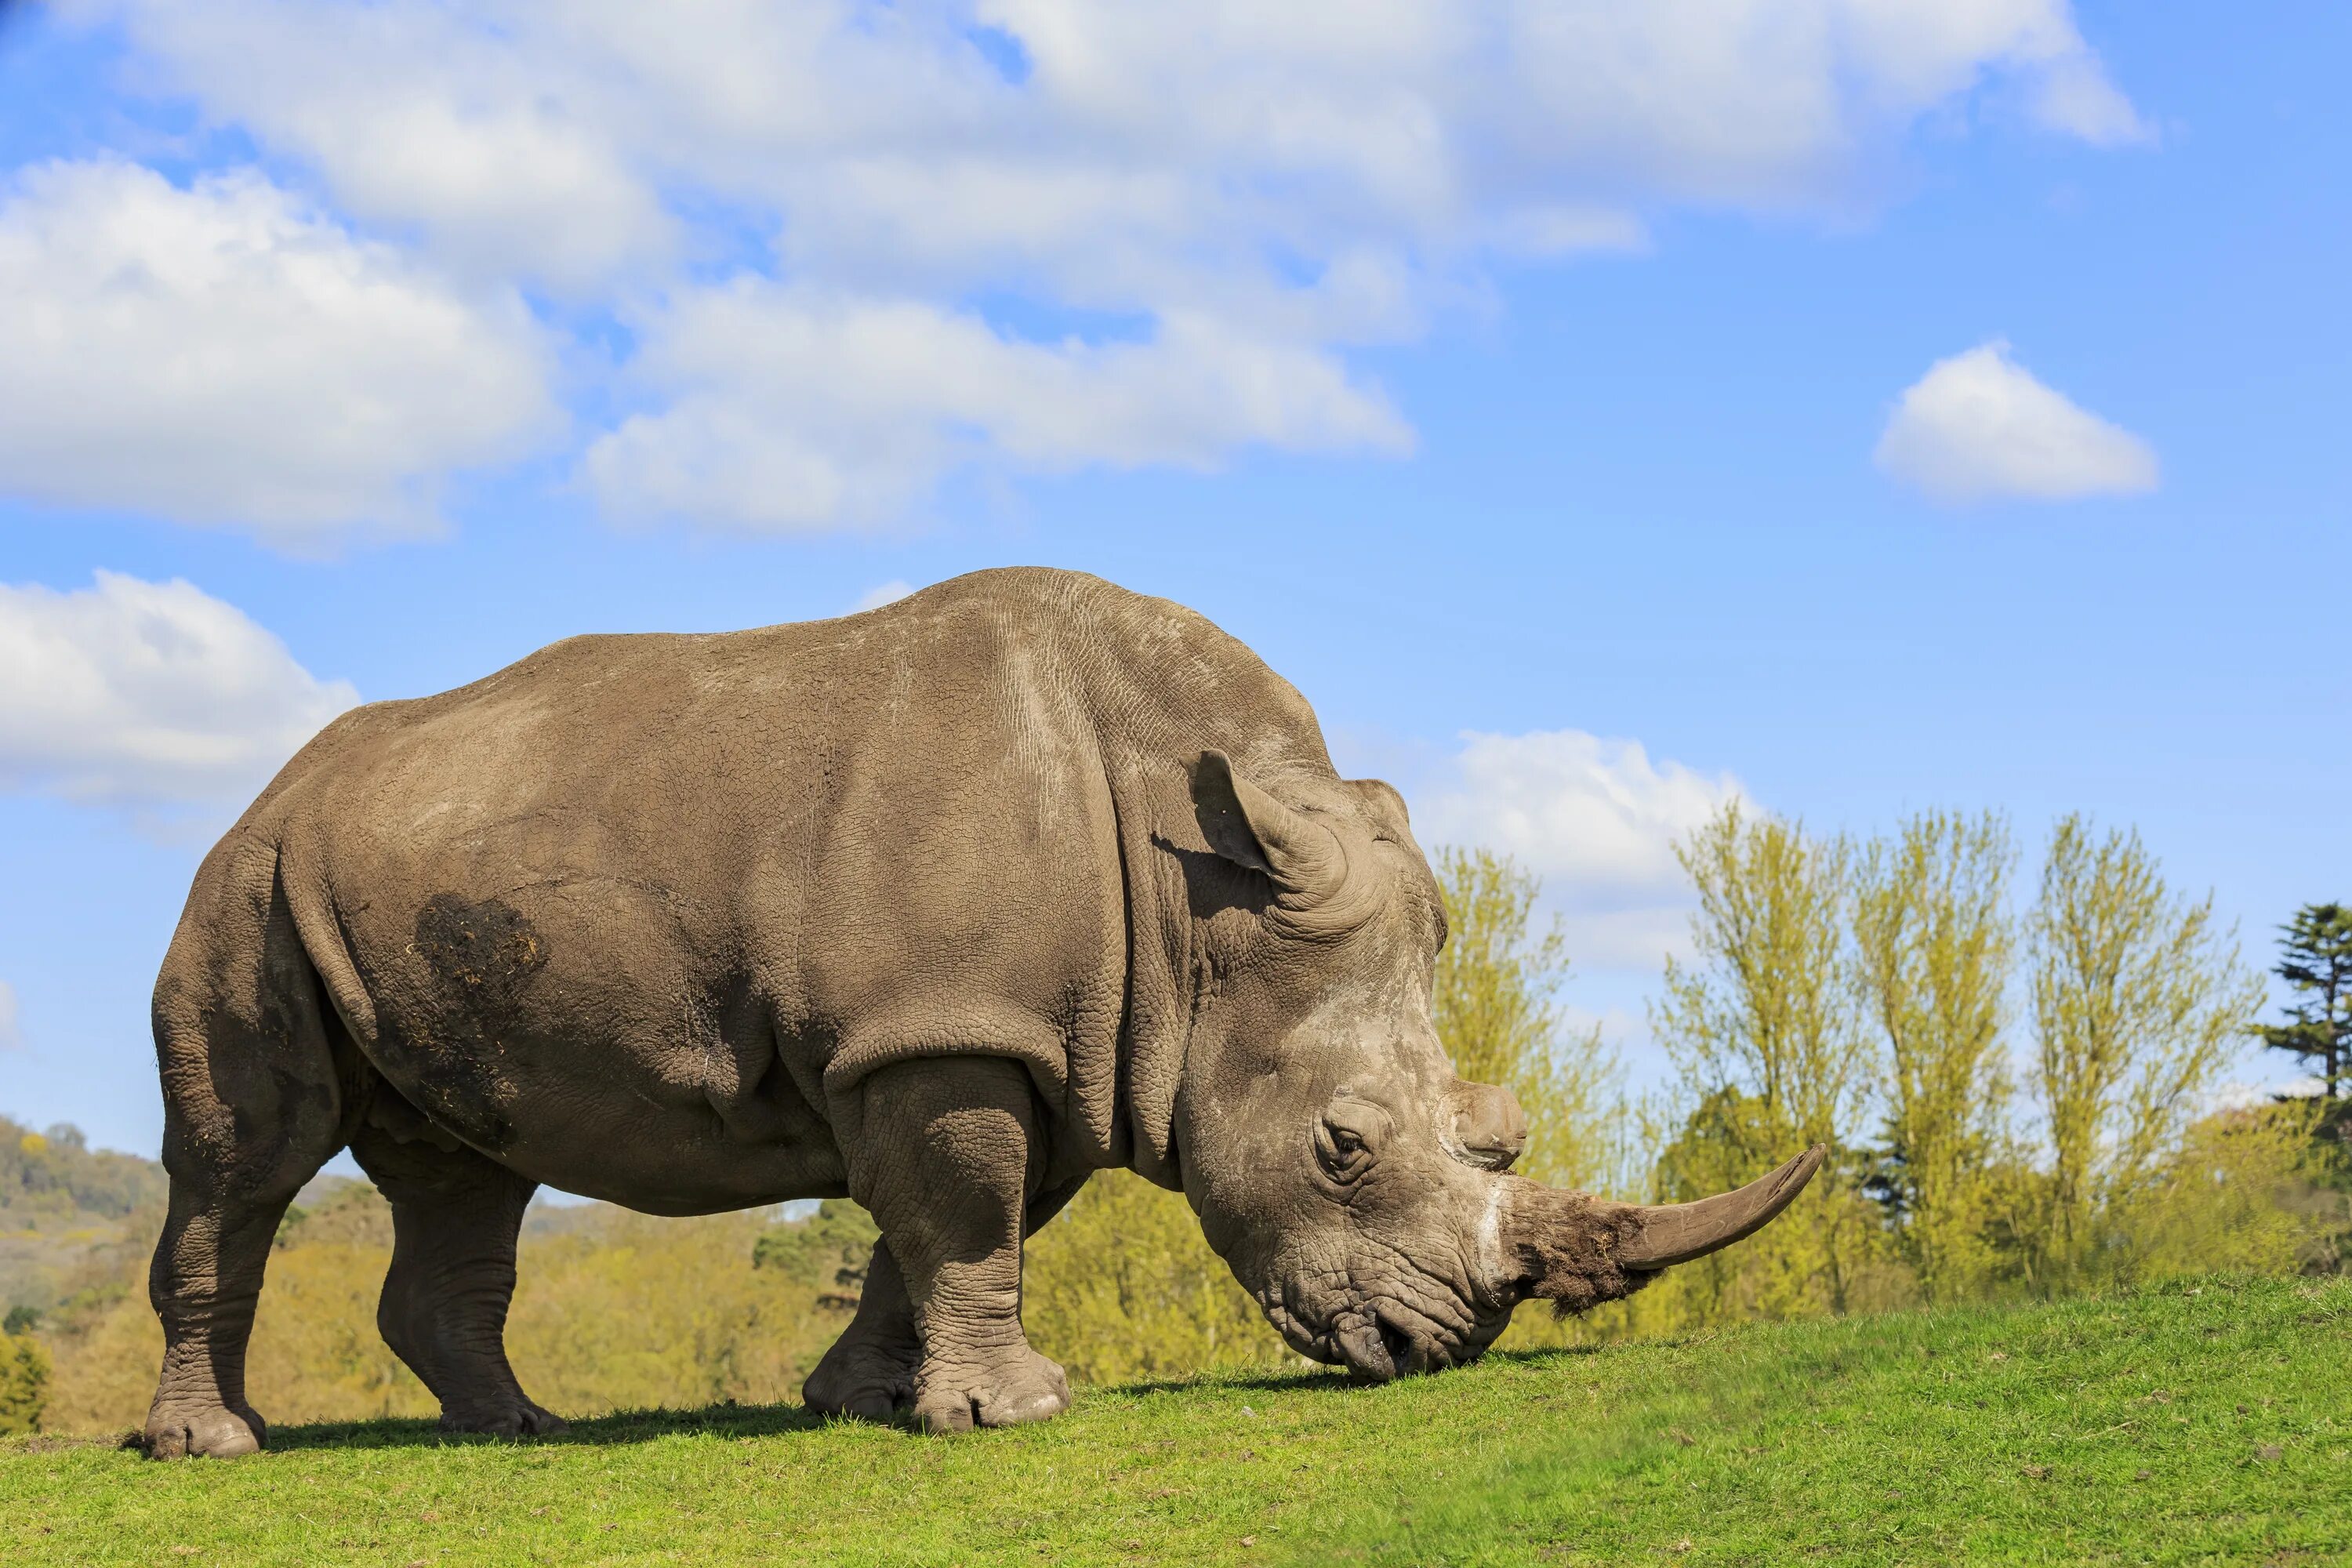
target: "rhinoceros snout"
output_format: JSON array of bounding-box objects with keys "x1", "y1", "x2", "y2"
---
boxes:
[{"x1": 1330, "y1": 1300, "x2": 1484, "y2": 1381}]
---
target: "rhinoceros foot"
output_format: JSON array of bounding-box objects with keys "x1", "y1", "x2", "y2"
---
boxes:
[
  {"x1": 912, "y1": 1344, "x2": 1070, "y2": 1434},
  {"x1": 438, "y1": 1396, "x2": 568, "y2": 1439},
  {"x1": 804, "y1": 1331, "x2": 918, "y2": 1421},
  {"x1": 144, "y1": 1402, "x2": 267, "y2": 1460}
]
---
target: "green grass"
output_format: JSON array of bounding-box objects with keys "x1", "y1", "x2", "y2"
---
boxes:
[{"x1": 5, "y1": 1275, "x2": 2347, "y2": 1566}]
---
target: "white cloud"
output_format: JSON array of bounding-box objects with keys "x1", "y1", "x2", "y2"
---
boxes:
[
  {"x1": 0, "y1": 158, "x2": 558, "y2": 547},
  {"x1": 43, "y1": 1, "x2": 2144, "y2": 534},
  {"x1": 0, "y1": 980, "x2": 18, "y2": 1051},
  {"x1": 0, "y1": 572, "x2": 359, "y2": 813},
  {"x1": 1875, "y1": 340, "x2": 2158, "y2": 504},
  {"x1": 79, "y1": 0, "x2": 670, "y2": 291},
  {"x1": 1415, "y1": 729, "x2": 1747, "y2": 972},
  {"x1": 851, "y1": 580, "x2": 916, "y2": 613},
  {"x1": 2204, "y1": 1078, "x2": 2311, "y2": 1115},
  {"x1": 2024, "y1": 52, "x2": 2155, "y2": 147},
  {"x1": 586, "y1": 285, "x2": 1407, "y2": 530}
]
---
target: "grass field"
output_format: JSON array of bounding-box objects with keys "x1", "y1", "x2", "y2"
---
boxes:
[{"x1": 4, "y1": 1274, "x2": 2344, "y2": 1566}]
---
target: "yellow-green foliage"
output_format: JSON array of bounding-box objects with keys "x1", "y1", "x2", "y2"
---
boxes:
[
  {"x1": 1023, "y1": 1169, "x2": 1290, "y2": 1385},
  {"x1": 752, "y1": 1200, "x2": 879, "y2": 1305},
  {"x1": 1852, "y1": 810, "x2": 2018, "y2": 1301},
  {"x1": 1, "y1": 1116, "x2": 169, "y2": 1326},
  {"x1": 2027, "y1": 815, "x2": 2266, "y2": 1288},
  {"x1": 1429, "y1": 846, "x2": 1621, "y2": 1192},
  {"x1": 1625, "y1": 803, "x2": 2318, "y2": 1331},
  {"x1": 1647, "y1": 806, "x2": 1886, "y2": 1327},
  {"x1": 0, "y1": 1329, "x2": 47, "y2": 1435},
  {"x1": 506, "y1": 1206, "x2": 834, "y2": 1414},
  {"x1": 2112, "y1": 1101, "x2": 2332, "y2": 1283},
  {"x1": 0, "y1": 1117, "x2": 165, "y2": 1231}
]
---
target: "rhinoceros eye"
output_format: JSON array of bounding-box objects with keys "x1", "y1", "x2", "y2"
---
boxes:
[{"x1": 1315, "y1": 1099, "x2": 1387, "y2": 1185}]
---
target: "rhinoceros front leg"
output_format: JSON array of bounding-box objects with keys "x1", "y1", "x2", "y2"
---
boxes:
[
  {"x1": 847, "y1": 1056, "x2": 1069, "y2": 1432},
  {"x1": 805, "y1": 1176, "x2": 1086, "y2": 1421}
]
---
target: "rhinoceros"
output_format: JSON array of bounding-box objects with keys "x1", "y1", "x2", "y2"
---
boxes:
[{"x1": 140, "y1": 567, "x2": 1818, "y2": 1455}]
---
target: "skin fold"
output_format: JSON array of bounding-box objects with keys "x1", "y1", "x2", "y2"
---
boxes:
[{"x1": 140, "y1": 567, "x2": 1814, "y2": 1455}]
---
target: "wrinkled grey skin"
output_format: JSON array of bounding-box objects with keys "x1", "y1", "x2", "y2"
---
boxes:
[{"x1": 141, "y1": 568, "x2": 1814, "y2": 1456}]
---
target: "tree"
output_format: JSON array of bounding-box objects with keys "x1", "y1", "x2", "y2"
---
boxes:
[
  {"x1": 0, "y1": 1329, "x2": 48, "y2": 1435},
  {"x1": 2027, "y1": 815, "x2": 2264, "y2": 1284},
  {"x1": 2253, "y1": 902, "x2": 2352, "y2": 1102},
  {"x1": 2124, "y1": 1100, "x2": 2332, "y2": 1280},
  {"x1": 753, "y1": 1200, "x2": 880, "y2": 1310},
  {"x1": 1852, "y1": 811, "x2": 2016, "y2": 1301},
  {"x1": 1, "y1": 1116, "x2": 166, "y2": 1229},
  {"x1": 1428, "y1": 847, "x2": 1621, "y2": 1192},
  {"x1": 1650, "y1": 804, "x2": 1875, "y2": 1317}
]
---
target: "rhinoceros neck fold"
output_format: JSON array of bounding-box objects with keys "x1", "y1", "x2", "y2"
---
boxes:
[{"x1": 1101, "y1": 756, "x2": 1199, "y2": 1193}]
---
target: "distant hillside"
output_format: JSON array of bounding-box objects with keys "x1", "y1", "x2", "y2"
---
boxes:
[
  {"x1": 0, "y1": 1118, "x2": 164, "y2": 1233},
  {"x1": 0, "y1": 1115, "x2": 636, "y2": 1327},
  {"x1": 0, "y1": 1119, "x2": 167, "y2": 1327}
]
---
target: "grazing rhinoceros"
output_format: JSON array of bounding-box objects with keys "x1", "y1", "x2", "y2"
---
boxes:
[{"x1": 140, "y1": 567, "x2": 1819, "y2": 1456}]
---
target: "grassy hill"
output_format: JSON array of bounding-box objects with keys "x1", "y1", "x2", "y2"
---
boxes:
[{"x1": 3, "y1": 1273, "x2": 2343, "y2": 1566}]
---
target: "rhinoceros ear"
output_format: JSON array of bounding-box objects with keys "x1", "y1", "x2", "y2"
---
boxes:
[
  {"x1": 1192, "y1": 750, "x2": 1279, "y2": 877},
  {"x1": 1192, "y1": 751, "x2": 1379, "y2": 935}
]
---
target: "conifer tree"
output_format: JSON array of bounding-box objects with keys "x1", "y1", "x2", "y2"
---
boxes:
[
  {"x1": 2254, "y1": 902, "x2": 2352, "y2": 1101},
  {"x1": 0, "y1": 1329, "x2": 48, "y2": 1436}
]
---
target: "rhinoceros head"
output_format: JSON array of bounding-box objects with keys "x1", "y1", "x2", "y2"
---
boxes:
[{"x1": 1177, "y1": 750, "x2": 1822, "y2": 1380}]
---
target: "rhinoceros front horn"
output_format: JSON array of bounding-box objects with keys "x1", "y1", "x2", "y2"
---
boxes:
[
  {"x1": 1498, "y1": 1145, "x2": 1826, "y2": 1309},
  {"x1": 1611, "y1": 1144, "x2": 1827, "y2": 1269}
]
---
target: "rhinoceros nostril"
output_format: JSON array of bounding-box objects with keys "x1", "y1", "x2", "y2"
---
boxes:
[{"x1": 1377, "y1": 1312, "x2": 1417, "y2": 1376}]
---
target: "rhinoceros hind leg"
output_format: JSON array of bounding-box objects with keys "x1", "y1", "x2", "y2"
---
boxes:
[
  {"x1": 803, "y1": 1240, "x2": 920, "y2": 1421},
  {"x1": 849, "y1": 1057, "x2": 1073, "y2": 1433},
  {"x1": 350, "y1": 1113, "x2": 563, "y2": 1439},
  {"x1": 146, "y1": 1146, "x2": 326, "y2": 1460},
  {"x1": 144, "y1": 853, "x2": 347, "y2": 1459}
]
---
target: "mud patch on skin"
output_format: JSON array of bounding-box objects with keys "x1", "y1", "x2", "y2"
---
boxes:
[
  {"x1": 382, "y1": 894, "x2": 548, "y2": 1151},
  {"x1": 415, "y1": 894, "x2": 548, "y2": 1004}
]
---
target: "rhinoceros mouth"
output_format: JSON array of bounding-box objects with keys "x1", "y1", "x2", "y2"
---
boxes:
[
  {"x1": 1265, "y1": 1283, "x2": 1504, "y2": 1382},
  {"x1": 1334, "y1": 1302, "x2": 1464, "y2": 1380}
]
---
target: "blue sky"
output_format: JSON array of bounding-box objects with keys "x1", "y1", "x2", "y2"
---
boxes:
[{"x1": 2, "y1": 2, "x2": 2345, "y2": 1161}]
